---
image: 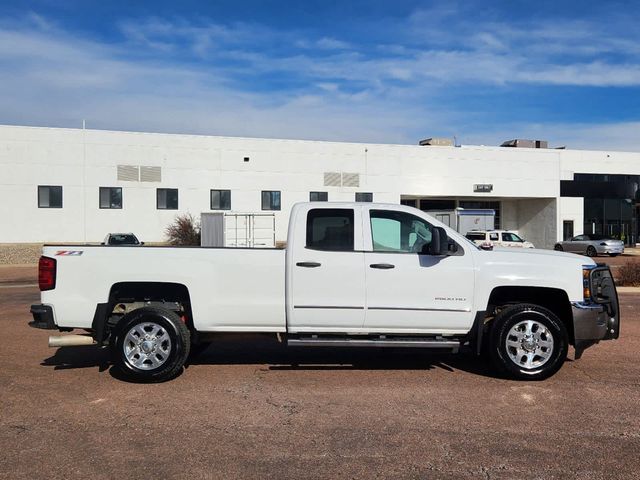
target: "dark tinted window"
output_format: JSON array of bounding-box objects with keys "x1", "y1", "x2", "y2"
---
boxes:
[
  {"x1": 262, "y1": 191, "x2": 281, "y2": 210},
  {"x1": 355, "y1": 192, "x2": 373, "y2": 202},
  {"x1": 109, "y1": 234, "x2": 139, "y2": 245},
  {"x1": 211, "y1": 190, "x2": 231, "y2": 210},
  {"x1": 306, "y1": 209, "x2": 354, "y2": 251},
  {"x1": 465, "y1": 232, "x2": 485, "y2": 241},
  {"x1": 99, "y1": 187, "x2": 122, "y2": 209},
  {"x1": 38, "y1": 185, "x2": 63, "y2": 208},
  {"x1": 157, "y1": 189, "x2": 178, "y2": 210},
  {"x1": 310, "y1": 191, "x2": 328, "y2": 202}
]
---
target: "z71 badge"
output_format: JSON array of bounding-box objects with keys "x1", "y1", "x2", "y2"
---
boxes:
[{"x1": 55, "y1": 250, "x2": 84, "y2": 256}]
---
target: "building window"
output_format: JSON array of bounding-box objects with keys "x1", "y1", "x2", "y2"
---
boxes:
[
  {"x1": 310, "y1": 191, "x2": 328, "y2": 202},
  {"x1": 157, "y1": 188, "x2": 179, "y2": 210},
  {"x1": 355, "y1": 192, "x2": 373, "y2": 202},
  {"x1": 38, "y1": 185, "x2": 63, "y2": 208},
  {"x1": 306, "y1": 208, "x2": 354, "y2": 251},
  {"x1": 261, "y1": 191, "x2": 281, "y2": 210},
  {"x1": 210, "y1": 190, "x2": 231, "y2": 210},
  {"x1": 99, "y1": 187, "x2": 122, "y2": 209}
]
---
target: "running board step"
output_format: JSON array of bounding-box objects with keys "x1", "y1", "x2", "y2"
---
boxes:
[{"x1": 287, "y1": 336, "x2": 460, "y2": 351}]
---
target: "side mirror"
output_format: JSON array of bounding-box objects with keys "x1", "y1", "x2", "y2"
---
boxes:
[
  {"x1": 100, "y1": 242, "x2": 105, "y2": 245},
  {"x1": 140, "y1": 242, "x2": 145, "y2": 245},
  {"x1": 425, "y1": 227, "x2": 449, "y2": 256}
]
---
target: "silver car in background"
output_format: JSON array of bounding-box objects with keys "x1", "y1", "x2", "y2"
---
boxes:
[{"x1": 554, "y1": 234, "x2": 624, "y2": 257}]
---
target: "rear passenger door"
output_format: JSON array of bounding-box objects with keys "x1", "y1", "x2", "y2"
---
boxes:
[{"x1": 287, "y1": 207, "x2": 366, "y2": 332}]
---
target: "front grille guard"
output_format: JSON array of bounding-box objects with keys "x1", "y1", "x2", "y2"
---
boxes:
[{"x1": 590, "y1": 264, "x2": 620, "y2": 339}]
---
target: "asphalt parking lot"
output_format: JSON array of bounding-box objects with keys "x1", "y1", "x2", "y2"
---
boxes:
[{"x1": 1, "y1": 265, "x2": 639, "y2": 479}]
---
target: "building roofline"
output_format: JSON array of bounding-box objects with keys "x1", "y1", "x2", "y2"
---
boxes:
[{"x1": 0, "y1": 123, "x2": 637, "y2": 155}]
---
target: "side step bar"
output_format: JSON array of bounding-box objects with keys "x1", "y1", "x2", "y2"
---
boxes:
[{"x1": 287, "y1": 336, "x2": 460, "y2": 352}]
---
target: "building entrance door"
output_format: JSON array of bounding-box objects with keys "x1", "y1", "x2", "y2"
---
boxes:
[{"x1": 562, "y1": 220, "x2": 574, "y2": 241}]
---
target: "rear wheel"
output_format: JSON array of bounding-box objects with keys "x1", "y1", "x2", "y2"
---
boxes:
[
  {"x1": 489, "y1": 304, "x2": 568, "y2": 380},
  {"x1": 586, "y1": 246, "x2": 597, "y2": 257},
  {"x1": 112, "y1": 306, "x2": 190, "y2": 382},
  {"x1": 554, "y1": 244, "x2": 563, "y2": 251}
]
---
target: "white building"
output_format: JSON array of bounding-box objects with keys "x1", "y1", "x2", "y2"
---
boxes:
[{"x1": 1, "y1": 124, "x2": 639, "y2": 248}]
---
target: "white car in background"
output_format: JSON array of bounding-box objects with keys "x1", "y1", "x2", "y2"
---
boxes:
[{"x1": 465, "y1": 230, "x2": 535, "y2": 249}]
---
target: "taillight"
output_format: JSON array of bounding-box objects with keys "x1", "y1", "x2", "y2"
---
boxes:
[{"x1": 39, "y1": 256, "x2": 56, "y2": 291}]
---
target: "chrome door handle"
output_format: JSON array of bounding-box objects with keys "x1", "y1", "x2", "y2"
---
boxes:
[
  {"x1": 370, "y1": 263, "x2": 395, "y2": 269},
  {"x1": 296, "y1": 261, "x2": 321, "y2": 268}
]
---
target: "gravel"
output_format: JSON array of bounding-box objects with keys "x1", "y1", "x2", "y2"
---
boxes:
[{"x1": 0, "y1": 244, "x2": 42, "y2": 265}]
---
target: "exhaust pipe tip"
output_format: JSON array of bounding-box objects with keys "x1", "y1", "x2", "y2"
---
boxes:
[{"x1": 48, "y1": 335, "x2": 96, "y2": 348}]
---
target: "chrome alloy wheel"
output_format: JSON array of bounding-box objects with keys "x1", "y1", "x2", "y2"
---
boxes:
[
  {"x1": 123, "y1": 322, "x2": 172, "y2": 370},
  {"x1": 505, "y1": 319, "x2": 554, "y2": 370}
]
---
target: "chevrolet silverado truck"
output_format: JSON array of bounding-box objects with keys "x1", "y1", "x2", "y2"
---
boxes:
[{"x1": 30, "y1": 202, "x2": 620, "y2": 382}]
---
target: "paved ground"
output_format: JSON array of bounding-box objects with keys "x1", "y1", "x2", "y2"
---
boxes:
[{"x1": 1, "y1": 266, "x2": 639, "y2": 479}]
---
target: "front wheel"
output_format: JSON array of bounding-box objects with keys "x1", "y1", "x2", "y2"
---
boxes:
[
  {"x1": 554, "y1": 244, "x2": 563, "y2": 251},
  {"x1": 112, "y1": 306, "x2": 190, "y2": 382},
  {"x1": 489, "y1": 304, "x2": 568, "y2": 380}
]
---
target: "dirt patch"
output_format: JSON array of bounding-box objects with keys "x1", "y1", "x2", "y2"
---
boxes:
[
  {"x1": 0, "y1": 244, "x2": 41, "y2": 265},
  {"x1": 1, "y1": 282, "x2": 639, "y2": 478}
]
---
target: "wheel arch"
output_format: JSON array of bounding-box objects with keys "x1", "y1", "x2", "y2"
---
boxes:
[
  {"x1": 485, "y1": 286, "x2": 574, "y2": 345},
  {"x1": 92, "y1": 282, "x2": 194, "y2": 345}
]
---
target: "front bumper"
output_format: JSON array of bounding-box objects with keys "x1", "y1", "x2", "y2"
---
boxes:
[
  {"x1": 29, "y1": 304, "x2": 57, "y2": 330},
  {"x1": 571, "y1": 265, "x2": 620, "y2": 357},
  {"x1": 597, "y1": 245, "x2": 624, "y2": 255}
]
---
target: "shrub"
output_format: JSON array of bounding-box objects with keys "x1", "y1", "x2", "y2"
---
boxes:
[
  {"x1": 617, "y1": 261, "x2": 640, "y2": 287},
  {"x1": 165, "y1": 213, "x2": 201, "y2": 246}
]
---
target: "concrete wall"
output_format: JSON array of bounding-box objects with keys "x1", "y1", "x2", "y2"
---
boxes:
[
  {"x1": 558, "y1": 197, "x2": 584, "y2": 240},
  {"x1": 516, "y1": 199, "x2": 558, "y2": 249}
]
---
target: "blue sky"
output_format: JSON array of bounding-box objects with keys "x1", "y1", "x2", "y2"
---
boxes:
[{"x1": 0, "y1": 0, "x2": 639, "y2": 150}]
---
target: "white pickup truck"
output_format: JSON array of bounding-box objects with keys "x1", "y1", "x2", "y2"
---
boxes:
[{"x1": 30, "y1": 202, "x2": 620, "y2": 382}]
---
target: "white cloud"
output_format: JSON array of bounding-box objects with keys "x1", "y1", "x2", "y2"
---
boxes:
[{"x1": 0, "y1": 12, "x2": 638, "y2": 151}]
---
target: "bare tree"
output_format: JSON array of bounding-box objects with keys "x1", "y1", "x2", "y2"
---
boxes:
[{"x1": 165, "y1": 213, "x2": 201, "y2": 246}]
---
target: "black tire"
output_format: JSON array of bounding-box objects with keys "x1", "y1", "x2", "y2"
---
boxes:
[
  {"x1": 489, "y1": 304, "x2": 568, "y2": 380},
  {"x1": 112, "y1": 306, "x2": 190, "y2": 382},
  {"x1": 586, "y1": 246, "x2": 597, "y2": 257},
  {"x1": 554, "y1": 244, "x2": 563, "y2": 251}
]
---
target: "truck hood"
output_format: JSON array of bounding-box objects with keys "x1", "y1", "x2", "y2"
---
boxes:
[
  {"x1": 477, "y1": 247, "x2": 596, "y2": 267},
  {"x1": 472, "y1": 247, "x2": 591, "y2": 303}
]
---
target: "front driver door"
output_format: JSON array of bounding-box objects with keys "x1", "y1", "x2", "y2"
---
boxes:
[{"x1": 363, "y1": 208, "x2": 475, "y2": 334}]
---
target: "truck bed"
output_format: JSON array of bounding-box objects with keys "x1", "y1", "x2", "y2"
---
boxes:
[{"x1": 41, "y1": 245, "x2": 286, "y2": 332}]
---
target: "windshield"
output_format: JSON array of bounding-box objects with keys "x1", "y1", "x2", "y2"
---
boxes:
[{"x1": 109, "y1": 234, "x2": 139, "y2": 245}]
